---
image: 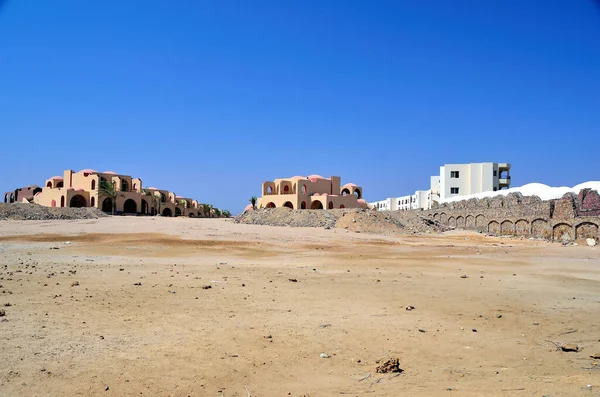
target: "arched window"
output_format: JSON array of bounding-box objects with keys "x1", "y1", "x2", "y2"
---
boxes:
[
  {"x1": 133, "y1": 183, "x2": 137, "y2": 191},
  {"x1": 160, "y1": 193, "x2": 166, "y2": 203},
  {"x1": 46, "y1": 182, "x2": 52, "y2": 188},
  {"x1": 91, "y1": 197, "x2": 95, "y2": 207},
  {"x1": 121, "y1": 180, "x2": 129, "y2": 192},
  {"x1": 60, "y1": 196, "x2": 65, "y2": 207},
  {"x1": 91, "y1": 180, "x2": 96, "y2": 190},
  {"x1": 51, "y1": 199, "x2": 56, "y2": 207},
  {"x1": 56, "y1": 181, "x2": 63, "y2": 188}
]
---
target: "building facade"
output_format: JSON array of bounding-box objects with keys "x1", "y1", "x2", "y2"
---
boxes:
[
  {"x1": 435, "y1": 162, "x2": 511, "y2": 202},
  {"x1": 32, "y1": 168, "x2": 206, "y2": 217},
  {"x1": 256, "y1": 175, "x2": 369, "y2": 210},
  {"x1": 369, "y1": 162, "x2": 510, "y2": 211}
]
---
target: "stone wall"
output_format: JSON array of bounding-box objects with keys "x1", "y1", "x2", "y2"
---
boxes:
[{"x1": 423, "y1": 189, "x2": 600, "y2": 242}]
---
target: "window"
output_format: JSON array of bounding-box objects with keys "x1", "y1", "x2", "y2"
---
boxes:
[
  {"x1": 493, "y1": 170, "x2": 497, "y2": 177},
  {"x1": 450, "y1": 171, "x2": 460, "y2": 178},
  {"x1": 450, "y1": 187, "x2": 459, "y2": 194},
  {"x1": 493, "y1": 187, "x2": 497, "y2": 191}
]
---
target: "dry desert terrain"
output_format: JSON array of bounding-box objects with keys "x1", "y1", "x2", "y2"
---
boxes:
[{"x1": 0, "y1": 217, "x2": 599, "y2": 396}]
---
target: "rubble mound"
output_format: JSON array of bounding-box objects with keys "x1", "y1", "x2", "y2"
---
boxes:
[
  {"x1": 0, "y1": 203, "x2": 107, "y2": 221},
  {"x1": 234, "y1": 208, "x2": 450, "y2": 235},
  {"x1": 376, "y1": 357, "x2": 403, "y2": 373}
]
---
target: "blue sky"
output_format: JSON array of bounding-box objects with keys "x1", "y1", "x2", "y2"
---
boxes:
[{"x1": 1, "y1": 1, "x2": 599, "y2": 213}]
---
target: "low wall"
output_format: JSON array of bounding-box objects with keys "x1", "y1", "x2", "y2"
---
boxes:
[{"x1": 423, "y1": 188, "x2": 600, "y2": 242}]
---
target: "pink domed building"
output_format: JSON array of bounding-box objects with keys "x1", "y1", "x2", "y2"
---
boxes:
[
  {"x1": 32, "y1": 168, "x2": 205, "y2": 217},
  {"x1": 257, "y1": 175, "x2": 367, "y2": 210}
]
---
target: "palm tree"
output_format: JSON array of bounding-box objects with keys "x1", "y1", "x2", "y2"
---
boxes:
[
  {"x1": 249, "y1": 196, "x2": 257, "y2": 209},
  {"x1": 142, "y1": 189, "x2": 160, "y2": 215},
  {"x1": 213, "y1": 208, "x2": 221, "y2": 218},
  {"x1": 99, "y1": 181, "x2": 122, "y2": 215},
  {"x1": 201, "y1": 203, "x2": 211, "y2": 218},
  {"x1": 222, "y1": 210, "x2": 231, "y2": 218},
  {"x1": 178, "y1": 199, "x2": 187, "y2": 217}
]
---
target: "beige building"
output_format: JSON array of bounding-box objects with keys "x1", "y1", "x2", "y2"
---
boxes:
[
  {"x1": 256, "y1": 175, "x2": 369, "y2": 210},
  {"x1": 33, "y1": 168, "x2": 206, "y2": 217}
]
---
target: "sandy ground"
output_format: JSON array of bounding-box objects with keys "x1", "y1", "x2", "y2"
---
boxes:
[{"x1": 0, "y1": 217, "x2": 599, "y2": 397}]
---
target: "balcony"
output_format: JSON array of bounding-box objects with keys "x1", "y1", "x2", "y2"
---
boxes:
[
  {"x1": 499, "y1": 176, "x2": 511, "y2": 185},
  {"x1": 264, "y1": 191, "x2": 295, "y2": 196}
]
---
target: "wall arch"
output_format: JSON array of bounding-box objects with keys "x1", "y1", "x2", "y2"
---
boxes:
[
  {"x1": 501, "y1": 220, "x2": 515, "y2": 235},
  {"x1": 553, "y1": 223, "x2": 573, "y2": 242},
  {"x1": 311, "y1": 201, "x2": 324, "y2": 209},
  {"x1": 91, "y1": 180, "x2": 96, "y2": 190},
  {"x1": 515, "y1": 219, "x2": 530, "y2": 235},
  {"x1": 162, "y1": 208, "x2": 172, "y2": 217},
  {"x1": 266, "y1": 202, "x2": 276, "y2": 208},
  {"x1": 465, "y1": 215, "x2": 475, "y2": 229},
  {"x1": 123, "y1": 199, "x2": 137, "y2": 214},
  {"x1": 328, "y1": 201, "x2": 333, "y2": 209},
  {"x1": 283, "y1": 201, "x2": 293, "y2": 209},
  {"x1": 433, "y1": 213, "x2": 440, "y2": 222},
  {"x1": 69, "y1": 195, "x2": 86, "y2": 208},
  {"x1": 90, "y1": 197, "x2": 95, "y2": 207},
  {"x1": 301, "y1": 201, "x2": 306, "y2": 209},
  {"x1": 60, "y1": 196, "x2": 65, "y2": 207},
  {"x1": 440, "y1": 213, "x2": 448, "y2": 225},
  {"x1": 102, "y1": 198, "x2": 112, "y2": 212},
  {"x1": 575, "y1": 222, "x2": 599, "y2": 240},
  {"x1": 448, "y1": 216, "x2": 456, "y2": 228},
  {"x1": 475, "y1": 214, "x2": 486, "y2": 228},
  {"x1": 488, "y1": 221, "x2": 500, "y2": 234},
  {"x1": 531, "y1": 218, "x2": 549, "y2": 238},
  {"x1": 175, "y1": 207, "x2": 182, "y2": 217},
  {"x1": 456, "y1": 216, "x2": 465, "y2": 228}
]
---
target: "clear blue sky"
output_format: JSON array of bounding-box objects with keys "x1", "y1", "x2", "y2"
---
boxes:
[{"x1": 1, "y1": 1, "x2": 599, "y2": 213}]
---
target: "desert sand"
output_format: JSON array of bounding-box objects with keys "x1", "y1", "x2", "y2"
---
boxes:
[{"x1": 0, "y1": 217, "x2": 599, "y2": 396}]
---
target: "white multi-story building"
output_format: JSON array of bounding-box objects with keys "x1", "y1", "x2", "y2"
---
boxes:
[
  {"x1": 370, "y1": 190, "x2": 432, "y2": 212},
  {"x1": 434, "y1": 162, "x2": 511, "y2": 202},
  {"x1": 369, "y1": 162, "x2": 511, "y2": 211}
]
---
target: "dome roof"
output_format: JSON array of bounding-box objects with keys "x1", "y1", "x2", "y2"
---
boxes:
[
  {"x1": 290, "y1": 176, "x2": 305, "y2": 179},
  {"x1": 49, "y1": 176, "x2": 63, "y2": 180},
  {"x1": 103, "y1": 171, "x2": 117, "y2": 175},
  {"x1": 147, "y1": 186, "x2": 158, "y2": 189},
  {"x1": 244, "y1": 204, "x2": 254, "y2": 211},
  {"x1": 344, "y1": 183, "x2": 358, "y2": 187},
  {"x1": 79, "y1": 169, "x2": 97, "y2": 174}
]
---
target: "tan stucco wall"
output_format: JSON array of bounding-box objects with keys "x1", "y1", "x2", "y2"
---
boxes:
[
  {"x1": 33, "y1": 169, "x2": 204, "y2": 217},
  {"x1": 257, "y1": 175, "x2": 366, "y2": 210}
]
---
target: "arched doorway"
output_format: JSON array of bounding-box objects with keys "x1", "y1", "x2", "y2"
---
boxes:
[
  {"x1": 60, "y1": 196, "x2": 65, "y2": 207},
  {"x1": 175, "y1": 207, "x2": 182, "y2": 217},
  {"x1": 141, "y1": 199, "x2": 148, "y2": 214},
  {"x1": 340, "y1": 205, "x2": 345, "y2": 209},
  {"x1": 123, "y1": 199, "x2": 137, "y2": 214},
  {"x1": 69, "y1": 195, "x2": 86, "y2": 208},
  {"x1": 311, "y1": 201, "x2": 323, "y2": 209},
  {"x1": 162, "y1": 208, "x2": 172, "y2": 217},
  {"x1": 51, "y1": 199, "x2": 56, "y2": 207},
  {"x1": 301, "y1": 201, "x2": 306, "y2": 209},
  {"x1": 328, "y1": 201, "x2": 333, "y2": 209},
  {"x1": 91, "y1": 197, "x2": 95, "y2": 207},
  {"x1": 102, "y1": 198, "x2": 112, "y2": 213},
  {"x1": 283, "y1": 201, "x2": 293, "y2": 209},
  {"x1": 283, "y1": 185, "x2": 290, "y2": 194},
  {"x1": 189, "y1": 213, "x2": 195, "y2": 218},
  {"x1": 266, "y1": 202, "x2": 276, "y2": 208}
]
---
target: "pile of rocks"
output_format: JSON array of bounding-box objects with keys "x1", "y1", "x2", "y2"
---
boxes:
[
  {"x1": 234, "y1": 208, "x2": 451, "y2": 235},
  {"x1": 0, "y1": 203, "x2": 107, "y2": 221}
]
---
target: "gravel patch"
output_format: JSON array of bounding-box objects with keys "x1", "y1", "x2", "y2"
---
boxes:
[{"x1": 0, "y1": 203, "x2": 107, "y2": 221}]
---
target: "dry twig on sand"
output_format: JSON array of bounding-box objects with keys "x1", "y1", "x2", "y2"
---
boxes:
[{"x1": 244, "y1": 385, "x2": 251, "y2": 397}]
